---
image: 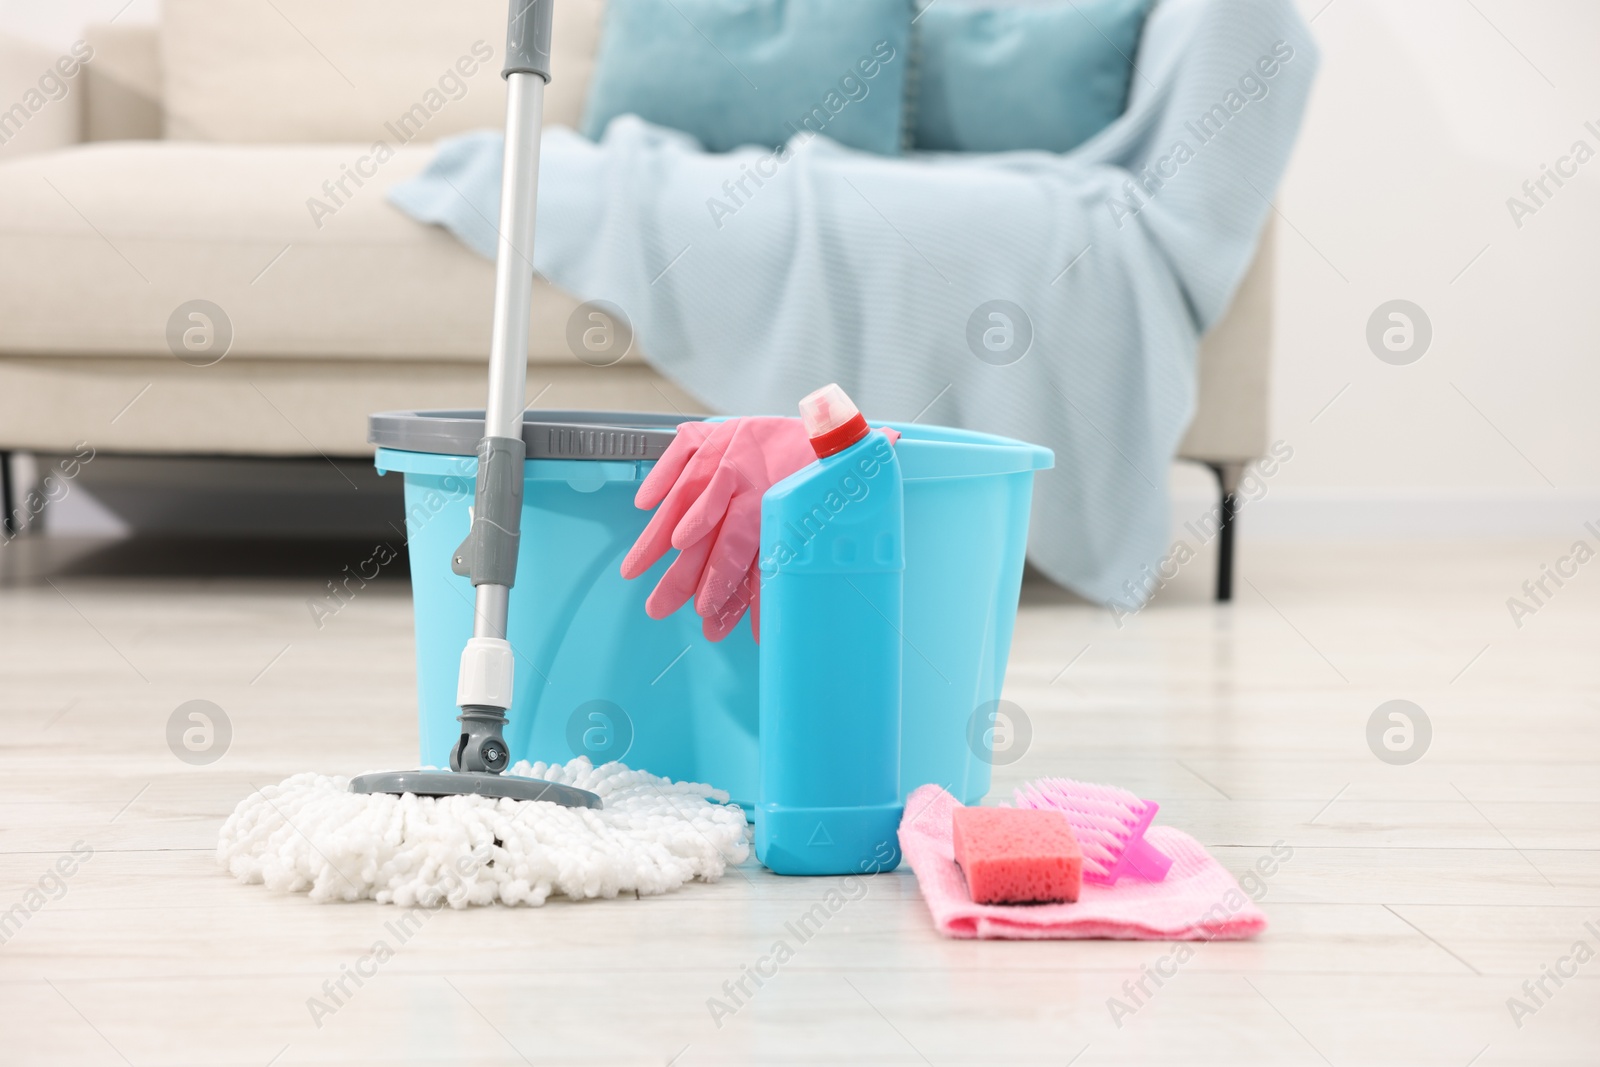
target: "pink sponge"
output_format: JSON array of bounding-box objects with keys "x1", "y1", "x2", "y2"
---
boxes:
[{"x1": 951, "y1": 806, "x2": 1083, "y2": 904}]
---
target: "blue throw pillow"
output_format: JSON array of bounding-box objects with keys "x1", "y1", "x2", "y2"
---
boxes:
[
  {"x1": 581, "y1": 0, "x2": 915, "y2": 155},
  {"x1": 912, "y1": 0, "x2": 1153, "y2": 153}
]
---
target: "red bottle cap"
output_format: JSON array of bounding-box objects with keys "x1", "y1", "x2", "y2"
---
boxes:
[{"x1": 798, "y1": 383, "x2": 869, "y2": 458}]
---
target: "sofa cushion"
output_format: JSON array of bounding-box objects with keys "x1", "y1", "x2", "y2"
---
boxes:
[
  {"x1": 84, "y1": 23, "x2": 164, "y2": 143},
  {"x1": 161, "y1": 0, "x2": 606, "y2": 142},
  {"x1": 912, "y1": 0, "x2": 1150, "y2": 153},
  {"x1": 581, "y1": 0, "x2": 913, "y2": 154},
  {"x1": 0, "y1": 141, "x2": 612, "y2": 365}
]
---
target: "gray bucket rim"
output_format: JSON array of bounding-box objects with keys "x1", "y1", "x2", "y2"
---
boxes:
[{"x1": 369, "y1": 409, "x2": 696, "y2": 460}]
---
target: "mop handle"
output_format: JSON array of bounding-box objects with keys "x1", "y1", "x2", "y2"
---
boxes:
[
  {"x1": 455, "y1": 0, "x2": 555, "y2": 655},
  {"x1": 485, "y1": 0, "x2": 552, "y2": 446}
]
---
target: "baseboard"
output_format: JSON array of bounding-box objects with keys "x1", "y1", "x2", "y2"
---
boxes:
[{"x1": 1170, "y1": 487, "x2": 1600, "y2": 542}]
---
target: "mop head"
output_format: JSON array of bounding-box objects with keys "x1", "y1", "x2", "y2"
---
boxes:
[{"x1": 217, "y1": 758, "x2": 750, "y2": 907}]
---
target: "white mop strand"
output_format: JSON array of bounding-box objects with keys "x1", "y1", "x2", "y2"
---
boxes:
[{"x1": 217, "y1": 758, "x2": 751, "y2": 907}]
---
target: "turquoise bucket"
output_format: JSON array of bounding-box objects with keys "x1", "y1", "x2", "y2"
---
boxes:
[{"x1": 373, "y1": 411, "x2": 1052, "y2": 811}]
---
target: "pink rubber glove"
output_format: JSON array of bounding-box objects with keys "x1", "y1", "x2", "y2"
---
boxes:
[
  {"x1": 621, "y1": 418, "x2": 814, "y2": 627},
  {"x1": 621, "y1": 417, "x2": 899, "y2": 642},
  {"x1": 701, "y1": 555, "x2": 763, "y2": 644}
]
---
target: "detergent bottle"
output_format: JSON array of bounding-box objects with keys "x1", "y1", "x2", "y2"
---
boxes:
[{"x1": 755, "y1": 384, "x2": 904, "y2": 876}]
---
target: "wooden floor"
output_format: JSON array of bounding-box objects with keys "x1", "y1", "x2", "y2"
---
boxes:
[{"x1": 1, "y1": 535, "x2": 1595, "y2": 1066}]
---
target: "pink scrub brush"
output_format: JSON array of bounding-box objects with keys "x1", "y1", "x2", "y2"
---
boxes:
[{"x1": 1012, "y1": 777, "x2": 1173, "y2": 885}]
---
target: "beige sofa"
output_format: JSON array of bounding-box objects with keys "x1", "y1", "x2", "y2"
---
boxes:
[{"x1": 0, "y1": 1, "x2": 1272, "y2": 596}]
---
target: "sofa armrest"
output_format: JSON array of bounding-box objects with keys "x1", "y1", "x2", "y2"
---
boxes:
[
  {"x1": 1178, "y1": 220, "x2": 1276, "y2": 466},
  {"x1": 0, "y1": 33, "x2": 89, "y2": 162},
  {"x1": 83, "y1": 22, "x2": 163, "y2": 142}
]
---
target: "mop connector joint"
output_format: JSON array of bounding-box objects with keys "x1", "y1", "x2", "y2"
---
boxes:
[
  {"x1": 503, "y1": 0, "x2": 555, "y2": 82},
  {"x1": 456, "y1": 635, "x2": 515, "y2": 708},
  {"x1": 452, "y1": 435, "x2": 526, "y2": 588},
  {"x1": 451, "y1": 637, "x2": 515, "y2": 771}
]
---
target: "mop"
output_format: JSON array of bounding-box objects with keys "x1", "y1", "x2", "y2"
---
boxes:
[
  {"x1": 218, "y1": 0, "x2": 750, "y2": 905},
  {"x1": 218, "y1": 759, "x2": 750, "y2": 906}
]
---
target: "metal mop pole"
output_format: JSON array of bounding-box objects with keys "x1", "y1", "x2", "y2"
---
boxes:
[
  {"x1": 350, "y1": 0, "x2": 599, "y2": 809},
  {"x1": 448, "y1": 0, "x2": 555, "y2": 775}
]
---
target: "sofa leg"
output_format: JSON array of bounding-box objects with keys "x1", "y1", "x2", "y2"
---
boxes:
[
  {"x1": 1206, "y1": 462, "x2": 1244, "y2": 603},
  {"x1": 0, "y1": 451, "x2": 15, "y2": 540}
]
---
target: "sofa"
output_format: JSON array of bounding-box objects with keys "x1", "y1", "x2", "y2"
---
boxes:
[{"x1": 0, "y1": 0, "x2": 1272, "y2": 597}]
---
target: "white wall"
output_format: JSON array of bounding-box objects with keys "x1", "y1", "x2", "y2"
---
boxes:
[{"x1": 1241, "y1": 0, "x2": 1600, "y2": 538}]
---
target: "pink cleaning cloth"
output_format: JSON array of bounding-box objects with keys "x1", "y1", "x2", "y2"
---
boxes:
[{"x1": 899, "y1": 785, "x2": 1268, "y2": 941}]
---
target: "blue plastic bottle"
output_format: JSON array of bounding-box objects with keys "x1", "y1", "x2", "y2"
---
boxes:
[{"x1": 755, "y1": 384, "x2": 904, "y2": 877}]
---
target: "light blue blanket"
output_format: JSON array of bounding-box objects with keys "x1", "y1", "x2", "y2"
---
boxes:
[{"x1": 389, "y1": 0, "x2": 1317, "y2": 605}]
